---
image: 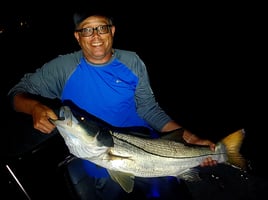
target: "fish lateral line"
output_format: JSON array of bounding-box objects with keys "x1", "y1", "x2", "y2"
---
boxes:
[{"x1": 110, "y1": 132, "x2": 192, "y2": 159}]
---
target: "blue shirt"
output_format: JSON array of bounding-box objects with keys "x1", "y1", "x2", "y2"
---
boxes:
[{"x1": 62, "y1": 57, "x2": 149, "y2": 128}]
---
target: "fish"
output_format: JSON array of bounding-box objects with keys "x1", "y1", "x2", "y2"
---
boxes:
[{"x1": 49, "y1": 102, "x2": 247, "y2": 193}]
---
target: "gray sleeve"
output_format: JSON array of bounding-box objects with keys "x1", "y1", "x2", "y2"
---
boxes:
[
  {"x1": 134, "y1": 57, "x2": 172, "y2": 131},
  {"x1": 8, "y1": 51, "x2": 82, "y2": 107},
  {"x1": 116, "y1": 49, "x2": 172, "y2": 131}
]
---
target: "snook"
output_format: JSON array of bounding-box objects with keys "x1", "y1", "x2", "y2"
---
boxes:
[{"x1": 50, "y1": 105, "x2": 246, "y2": 193}]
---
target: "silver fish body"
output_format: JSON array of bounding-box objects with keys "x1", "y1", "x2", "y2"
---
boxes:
[
  {"x1": 51, "y1": 105, "x2": 246, "y2": 193},
  {"x1": 98, "y1": 132, "x2": 228, "y2": 178}
]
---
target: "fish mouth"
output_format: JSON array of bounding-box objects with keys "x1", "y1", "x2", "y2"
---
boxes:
[
  {"x1": 48, "y1": 117, "x2": 65, "y2": 125},
  {"x1": 48, "y1": 118, "x2": 56, "y2": 125},
  {"x1": 49, "y1": 116, "x2": 65, "y2": 122},
  {"x1": 49, "y1": 106, "x2": 74, "y2": 127}
]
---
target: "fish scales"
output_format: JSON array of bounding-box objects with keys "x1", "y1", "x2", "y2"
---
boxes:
[
  {"x1": 111, "y1": 132, "x2": 215, "y2": 158},
  {"x1": 102, "y1": 136, "x2": 201, "y2": 177}
]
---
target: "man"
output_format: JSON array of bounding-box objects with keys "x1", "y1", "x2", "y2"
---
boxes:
[{"x1": 8, "y1": 8, "x2": 216, "y2": 199}]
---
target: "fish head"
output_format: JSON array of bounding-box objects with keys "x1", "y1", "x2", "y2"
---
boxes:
[{"x1": 50, "y1": 105, "x2": 114, "y2": 148}]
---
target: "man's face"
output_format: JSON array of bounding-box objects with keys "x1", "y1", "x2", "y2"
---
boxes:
[{"x1": 74, "y1": 15, "x2": 115, "y2": 64}]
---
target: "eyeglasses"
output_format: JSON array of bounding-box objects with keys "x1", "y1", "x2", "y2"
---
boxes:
[{"x1": 76, "y1": 25, "x2": 112, "y2": 37}]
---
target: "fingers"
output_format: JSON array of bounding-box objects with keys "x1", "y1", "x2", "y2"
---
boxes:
[
  {"x1": 46, "y1": 109, "x2": 58, "y2": 121},
  {"x1": 200, "y1": 157, "x2": 218, "y2": 167},
  {"x1": 185, "y1": 134, "x2": 216, "y2": 152},
  {"x1": 200, "y1": 139, "x2": 216, "y2": 151},
  {"x1": 209, "y1": 143, "x2": 216, "y2": 151},
  {"x1": 182, "y1": 134, "x2": 217, "y2": 167},
  {"x1": 199, "y1": 141, "x2": 217, "y2": 167},
  {"x1": 32, "y1": 104, "x2": 57, "y2": 134},
  {"x1": 33, "y1": 117, "x2": 56, "y2": 134}
]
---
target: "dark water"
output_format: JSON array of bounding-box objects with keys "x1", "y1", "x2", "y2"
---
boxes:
[{"x1": 1, "y1": 2, "x2": 267, "y2": 199}]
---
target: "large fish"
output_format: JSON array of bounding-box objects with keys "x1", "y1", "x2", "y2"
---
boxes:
[{"x1": 49, "y1": 103, "x2": 247, "y2": 193}]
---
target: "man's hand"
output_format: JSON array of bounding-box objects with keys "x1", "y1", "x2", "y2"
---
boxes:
[
  {"x1": 31, "y1": 103, "x2": 58, "y2": 134},
  {"x1": 183, "y1": 129, "x2": 218, "y2": 167}
]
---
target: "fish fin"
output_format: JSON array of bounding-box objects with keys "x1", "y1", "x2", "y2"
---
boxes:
[
  {"x1": 107, "y1": 170, "x2": 135, "y2": 193},
  {"x1": 221, "y1": 129, "x2": 247, "y2": 170},
  {"x1": 177, "y1": 168, "x2": 201, "y2": 182},
  {"x1": 160, "y1": 128, "x2": 186, "y2": 143}
]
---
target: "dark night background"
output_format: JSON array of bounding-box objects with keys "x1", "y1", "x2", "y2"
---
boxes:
[{"x1": 1, "y1": 1, "x2": 267, "y2": 199}]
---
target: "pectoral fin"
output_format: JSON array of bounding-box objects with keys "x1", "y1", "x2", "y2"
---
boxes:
[
  {"x1": 107, "y1": 170, "x2": 135, "y2": 193},
  {"x1": 177, "y1": 168, "x2": 201, "y2": 182}
]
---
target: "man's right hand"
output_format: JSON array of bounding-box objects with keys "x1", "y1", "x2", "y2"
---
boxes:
[{"x1": 31, "y1": 103, "x2": 58, "y2": 134}]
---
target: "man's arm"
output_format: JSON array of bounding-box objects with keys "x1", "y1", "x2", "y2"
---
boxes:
[{"x1": 13, "y1": 93, "x2": 58, "y2": 134}]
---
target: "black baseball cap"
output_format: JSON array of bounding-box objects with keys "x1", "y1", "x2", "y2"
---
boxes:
[{"x1": 73, "y1": 7, "x2": 113, "y2": 29}]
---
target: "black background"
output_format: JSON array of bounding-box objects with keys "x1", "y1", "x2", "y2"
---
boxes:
[{"x1": 1, "y1": 1, "x2": 267, "y2": 199}]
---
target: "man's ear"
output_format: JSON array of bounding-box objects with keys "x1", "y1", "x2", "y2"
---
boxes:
[
  {"x1": 111, "y1": 26, "x2": 115, "y2": 37},
  {"x1": 74, "y1": 32, "x2": 80, "y2": 45},
  {"x1": 74, "y1": 32, "x2": 79, "y2": 40}
]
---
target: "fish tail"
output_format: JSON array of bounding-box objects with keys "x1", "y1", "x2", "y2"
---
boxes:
[{"x1": 221, "y1": 129, "x2": 247, "y2": 170}]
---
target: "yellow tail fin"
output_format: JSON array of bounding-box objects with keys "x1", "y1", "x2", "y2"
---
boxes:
[{"x1": 221, "y1": 129, "x2": 247, "y2": 170}]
